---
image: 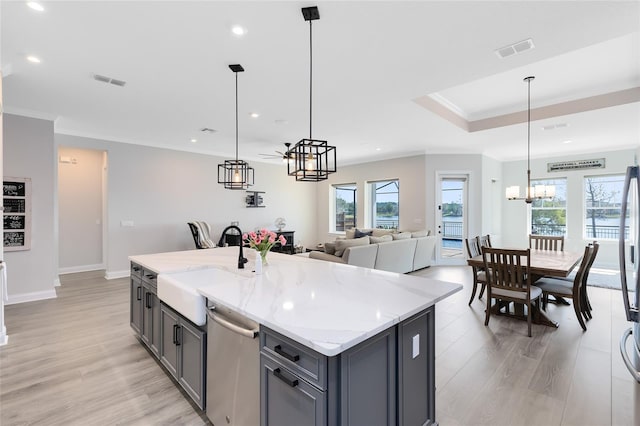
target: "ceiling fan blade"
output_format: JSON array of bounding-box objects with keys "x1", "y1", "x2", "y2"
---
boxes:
[{"x1": 258, "y1": 153, "x2": 282, "y2": 158}]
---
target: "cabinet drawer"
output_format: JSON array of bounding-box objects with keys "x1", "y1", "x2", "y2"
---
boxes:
[
  {"x1": 130, "y1": 262, "x2": 143, "y2": 277},
  {"x1": 142, "y1": 269, "x2": 157, "y2": 288},
  {"x1": 261, "y1": 327, "x2": 327, "y2": 390}
]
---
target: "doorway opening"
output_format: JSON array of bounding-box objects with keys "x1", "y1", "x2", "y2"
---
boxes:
[{"x1": 436, "y1": 174, "x2": 468, "y2": 264}]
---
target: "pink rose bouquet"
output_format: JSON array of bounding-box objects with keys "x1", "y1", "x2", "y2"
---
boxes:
[{"x1": 242, "y1": 229, "x2": 286, "y2": 264}]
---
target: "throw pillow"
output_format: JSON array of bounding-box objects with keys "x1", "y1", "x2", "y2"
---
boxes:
[
  {"x1": 354, "y1": 228, "x2": 373, "y2": 238},
  {"x1": 345, "y1": 229, "x2": 356, "y2": 239},
  {"x1": 410, "y1": 229, "x2": 428, "y2": 238},
  {"x1": 371, "y1": 229, "x2": 393, "y2": 237},
  {"x1": 324, "y1": 242, "x2": 336, "y2": 255},
  {"x1": 370, "y1": 234, "x2": 392, "y2": 244},
  {"x1": 334, "y1": 236, "x2": 370, "y2": 257},
  {"x1": 392, "y1": 232, "x2": 412, "y2": 240}
]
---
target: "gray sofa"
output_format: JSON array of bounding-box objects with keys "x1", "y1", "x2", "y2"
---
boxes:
[{"x1": 309, "y1": 235, "x2": 436, "y2": 273}]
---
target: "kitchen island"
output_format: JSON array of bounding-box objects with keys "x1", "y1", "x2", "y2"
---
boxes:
[{"x1": 129, "y1": 247, "x2": 461, "y2": 425}]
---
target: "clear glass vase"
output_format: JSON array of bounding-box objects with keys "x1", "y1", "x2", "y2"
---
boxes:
[{"x1": 259, "y1": 249, "x2": 269, "y2": 265}]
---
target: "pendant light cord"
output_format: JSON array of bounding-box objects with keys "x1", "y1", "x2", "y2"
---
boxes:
[
  {"x1": 309, "y1": 19, "x2": 313, "y2": 140},
  {"x1": 235, "y1": 71, "x2": 239, "y2": 162}
]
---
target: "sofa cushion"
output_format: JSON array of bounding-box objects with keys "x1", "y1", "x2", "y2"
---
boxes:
[
  {"x1": 392, "y1": 232, "x2": 412, "y2": 240},
  {"x1": 413, "y1": 236, "x2": 436, "y2": 270},
  {"x1": 370, "y1": 234, "x2": 392, "y2": 244},
  {"x1": 309, "y1": 251, "x2": 346, "y2": 264},
  {"x1": 372, "y1": 229, "x2": 394, "y2": 237},
  {"x1": 354, "y1": 228, "x2": 374, "y2": 238},
  {"x1": 375, "y1": 239, "x2": 417, "y2": 273},
  {"x1": 324, "y1": 242, "x2": 336, "y2": 255},
  {"x1": 335, "y1": 236, "x2": 370, "y2": 257},
  {"x1": 410, "y1": 229, "x2": 428, "y2": 238}
]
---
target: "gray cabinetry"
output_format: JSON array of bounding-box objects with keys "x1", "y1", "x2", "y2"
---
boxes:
[
  {"x1": 130, "y1": 263, "x2": 160, "y2": 359},
  {"x1": 398, "y1": 308, "x2": 436, "y2": 426},
  {"x1": 129, "y1": 267, "x2": 143, "y2": 335},
  {"x1": 159, "y1": 302, "x2": 206, "y2": 410}
]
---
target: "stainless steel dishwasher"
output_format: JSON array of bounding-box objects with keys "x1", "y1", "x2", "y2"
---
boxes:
[{"x1": 206, "y1": 305, "x2": 260, "y2": 426}]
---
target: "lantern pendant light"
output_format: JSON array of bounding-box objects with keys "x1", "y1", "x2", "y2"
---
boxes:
[
  {"x1": 218, "y1": 64, "x2": 255, "y2": 190},
  {"x1": 505, "y1": 76, "x2": 555, "y2": 203},
  {"x1": 286, "y1": 6, "x2": 337, "y2": 182}
]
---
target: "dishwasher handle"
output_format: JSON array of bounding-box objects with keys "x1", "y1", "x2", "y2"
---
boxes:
[{"x1": 208, "y1": 309, "x2": 258, "y2": 339}]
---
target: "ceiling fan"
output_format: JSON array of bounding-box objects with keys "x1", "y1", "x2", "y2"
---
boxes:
[{"x1": 259, "y1": 142, "x2": 294, "y2": 163}]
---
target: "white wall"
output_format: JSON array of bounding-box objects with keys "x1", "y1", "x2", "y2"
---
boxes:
[
  {"x1": 314, "y1": 155, "x2": 427, "y2": 243},
  {"x1": 501, "y1": 149, "x2": 637, "y2": 268},
  {"x1": 58, "y1": 147, "x2": 105, "y2": 272},
  {"x1": 481, "y1": 155, "x2": 503, "y2": 246},
  {"x1": 55, "y1": 134, "x2": 317, "y2": 277},
  {"x1": 3, "y1": 114, "x2": 57, "y2": 302}
]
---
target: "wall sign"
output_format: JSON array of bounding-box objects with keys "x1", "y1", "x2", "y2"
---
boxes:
[
  {"x1": 547, "y1": 158, "x2": 606, "y2": 172},
  {"x1": 3, "y1": 177, "x2": 31, "y2": 251}
]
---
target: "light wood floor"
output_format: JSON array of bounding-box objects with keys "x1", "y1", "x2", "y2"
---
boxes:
[{"x1": 1, "y1": 267, "x2": 638, "y2": 425}]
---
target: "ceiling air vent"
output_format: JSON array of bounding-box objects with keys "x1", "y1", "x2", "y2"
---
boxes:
[
  {"x1": 200, "y1": 128, "x2": 216, "y2": 133},
  {"x1": 92, "y1": 74, "x2": 127, "y2": 87},
  {"x1": 495, "y1": 38, "x2": 535, "y2": 59}
]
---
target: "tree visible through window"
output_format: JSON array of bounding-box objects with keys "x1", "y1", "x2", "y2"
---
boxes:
[
  {"x1": 585, "y1": 175, "x2": 627, "y2": 239},
  {"x1": 530, "y1": 178, "x2": 567, "y2": 236},
  {"x1": 370, "y1": 180, "x2": 399, "y2": 229},
  {"x1": 334, "y1": 184, "x2": 356, "y2": 232}
]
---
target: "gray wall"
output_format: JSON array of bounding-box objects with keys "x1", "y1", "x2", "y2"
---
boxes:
[
  {"x1": 3, "y1": 114, "x2": 57, "y2": 302},
  {"x1": 56, "y1": 134, "x2": 317, "y2": 277},
  {"x1": 58, "y1": 147, "x2": 105, "y2": 271}
]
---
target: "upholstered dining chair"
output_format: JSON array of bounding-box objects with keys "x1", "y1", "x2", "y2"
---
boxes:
[
  {"x1": 535, "y1": 243, "x2": 595, "y2": 331},
  {"x1": 529, "y1": 234, "x2": 565, "y2": 251},
  {"x1": 482, "y1": 247, "x2": 542, "y2": 337},
  {"x1": 187, "y1": 221, "x2": 216, "y2": 249},
  {"x1": 465, "y1": 237, "x2": 487, "y2": 305}
]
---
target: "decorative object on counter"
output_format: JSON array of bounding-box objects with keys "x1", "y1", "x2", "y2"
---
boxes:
[
  {"x1": 274, "y1": 217, "x2": 286, "y2": 231},
  {"x1": 286, "y1": 6, "x2": 337, "y2": 182},
  {"x1": 218, "y1": 64, "x2": 254, "y2": 190},
  {"x1": 505, "y1": 76, "x2": 555, "y2": 203},
  {"x1": 243, "y1": 229, "x2": 286, "y2": 265},
  {"x1": 245, "y1": 191, "x2": 265, "y2": 208},
  {"x1": 3, "y1": 177, "x2": 31, "y2": 251},
  {"x1": 254, "y1": 250, "x2": 262, "y2": 274}
]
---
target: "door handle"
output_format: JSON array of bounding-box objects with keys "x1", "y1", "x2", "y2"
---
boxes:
[
  {"x1": 273, "y1": 368, "x2": 298, "y2": 388},
  {"x1": 136, "y1": 286, "x2": 142, "y2": 301},
  {"x1": 172, "y1": 324, "x2": 179, "y2": 345}
]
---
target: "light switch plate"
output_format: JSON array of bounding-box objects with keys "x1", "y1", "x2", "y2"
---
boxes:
[{"x1": 412, "y1": 334, "x2": 420, "y2": 359}]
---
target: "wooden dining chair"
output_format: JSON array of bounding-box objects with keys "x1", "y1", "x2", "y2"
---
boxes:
[
  {"x1": 477, "y1": 234, "x2": 492, "y2": 249},
  {"x1": 535, "y1": 244, "x2": 595, "y2": 331},
  {"x1": 465, "y1": 237, "x2": 486, "y2": 305},
  {"x1": 556, "y1": 241, "x2": 599, "y2": 321},
  {"x1": 529, "y1": 234, "x2": 565, "y2": 251},
  {"x1": 482, "y1": 247, "x2": 542, "y2": 337}
]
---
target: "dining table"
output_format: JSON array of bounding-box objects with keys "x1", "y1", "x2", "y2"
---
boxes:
[{"x1": 467, "y1": 248, "x2": 583, "y2": 328}]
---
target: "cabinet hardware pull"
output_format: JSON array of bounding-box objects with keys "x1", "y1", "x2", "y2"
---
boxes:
[
  {"x1": 145, "y1": 293, "x2": 152, "y2": 309},
  {"x1": 136, "y1": 286, "x2": 142, "y2": 301},
  {"x1": 273, "y1": 368, "x2": 298, "y2": 388},
  {"x1": 274, "y1": 345, "x2": 300, "y2": 362},
  {"x1": 176, "y1": 326, "x2": 182, "y2": 346},
  {"x1": 173, "y1": 324, "x2": 178, "y2": 345}
]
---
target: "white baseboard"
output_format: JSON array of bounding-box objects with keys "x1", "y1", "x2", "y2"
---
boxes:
[
  {"x1": 6, "y1": 289, "x2": 57, "y2": 305},
  {"x1": 53, "y1": 278, "x2": 61, "y2": 287},
  {"x1": 0, "y1": 334, "x2": 7, "y2": 346},
  {"x1": 59, "y1": 264, "x2": 105, "y2": 275},
  {"x1": 105, "y1": 269, "x2": 130, "y2": 280}
]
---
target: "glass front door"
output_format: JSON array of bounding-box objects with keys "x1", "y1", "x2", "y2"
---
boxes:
[{"x1": 437, "y1": 175, "x2": 467, "y2": 264}]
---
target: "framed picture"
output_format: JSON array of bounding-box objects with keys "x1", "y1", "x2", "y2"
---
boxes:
[{"x1": 3, "y1": 177, "x2": 31, "y2": 251}]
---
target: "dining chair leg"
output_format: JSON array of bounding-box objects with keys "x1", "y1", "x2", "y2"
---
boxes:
[
  {"x1": 484, "y1": 294, "x2": 491, "y2": 326},
  {"x1": 468, "y1": 281, "x2": 479, "y2": 306},
  {"x1": 527, "y1": 301, "x2": 532, "y2": 337},
  {"x1": 574, "y1": 299, "x2": 587, "y2": 331},
  {"x1": 478, "y1": 283, "x2": 486, "y2": 300}
]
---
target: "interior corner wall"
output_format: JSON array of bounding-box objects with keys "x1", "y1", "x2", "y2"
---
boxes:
[
  {"x1": 3, "y1": 114, "x2": 56, "y2": 301},
  {"x1": 424, "y1": 154, "x2": 484, "y2": 239},
  {"x1": 314, "y1": 155, "x2": 427, "y2": 243},
  {"x1": 481, "y1": 155, "x2": 503, "y2": 246},
  {"x1": 501, "y1": 148, "x2": 636, "y2": 268},
  {"x1": 55, "y1": 134, "x2": 317, "y2": 277}
]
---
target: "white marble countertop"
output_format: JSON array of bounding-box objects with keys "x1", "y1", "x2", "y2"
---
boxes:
[{"x1": 130, "y1": 247, "x2": 461, "y2": 356}]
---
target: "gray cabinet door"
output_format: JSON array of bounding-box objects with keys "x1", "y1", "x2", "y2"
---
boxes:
[
  {"x1": 178, "y1": 319, "x2": 206, "y2": 410},
  {"x1": 130, "y1": 276, "x2": 142, "y2": 335},
  {"x1": 340, "y1": 328, "x2": 396, "y2": 426},
  {"x1": 141, "y1": 284, "x2": 160, "y2": 358},
  {"x1": 159, "y1": 303, "x2": 180, "y2": 379},
  {"x1": 398, "y1": 308, "x2": 435, "y2": 426},
  {"x1": 261, "y1": 353, "x2": 325, "y2": 426}
]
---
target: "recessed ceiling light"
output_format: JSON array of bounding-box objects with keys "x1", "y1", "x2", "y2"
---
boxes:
[
  {"x1": 190, "y1": 139, "x2": 197, "y2": 143},
  {"x1": 27, "y1": 2, "x2": 44, "y2": 12},
  {"x1": 231, "y1": 25, "x2": 246, "y2": 36},
  {"x1": 375, "y1": 148, "x2": 382, "y2": 151},
  {"x1": 250, "y1": 112, "x2": 260, "y2": 118},
  {"x1": 26, "y1": 55, "x2": 41, "y2": 63},
  {"x1": 562, "y1": 140, "x2": 572, "y2": 144}
]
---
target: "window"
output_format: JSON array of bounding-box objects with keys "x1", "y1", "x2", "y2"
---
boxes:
[
  {"x1": 584, "y1": 174, "x2": 626, "y2": 240},
  {"x1": 333, "y1": 184, "x2": 356, "y2": 232},
  {"x1": 530, "y1": 178, "x2": 567, "y2": 236},
  {"x1": 369, "y1": 180, "x2": 399, "y2": 229}
]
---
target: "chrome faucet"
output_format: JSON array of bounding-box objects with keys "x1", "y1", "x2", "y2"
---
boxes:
[{"x1": 218, "y1": 225, "x2": 248, "y2": 269}]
